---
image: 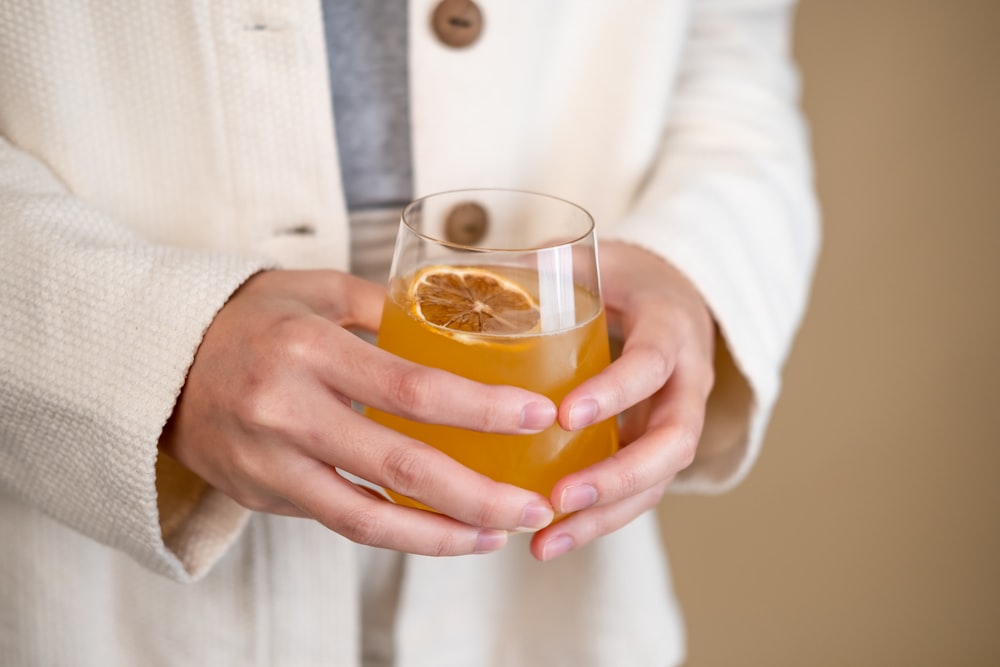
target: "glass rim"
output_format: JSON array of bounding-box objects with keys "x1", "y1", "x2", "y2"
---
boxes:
[{"x1": 400, "y1": 187, "x2": 596, "y2": 253}]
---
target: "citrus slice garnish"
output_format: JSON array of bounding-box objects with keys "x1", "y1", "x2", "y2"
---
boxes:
[{"x1": 409, "y1": 266, "x2": 541, "y2": 335}]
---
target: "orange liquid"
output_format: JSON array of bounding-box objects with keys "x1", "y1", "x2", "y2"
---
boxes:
[{"x1": 367, "y1": 267, "x2": 619, "y2": 508}]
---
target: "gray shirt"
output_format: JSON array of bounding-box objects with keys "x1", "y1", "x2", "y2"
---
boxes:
[{"x1": 322, "y1": 0, "x2": 413, "y2": 213}]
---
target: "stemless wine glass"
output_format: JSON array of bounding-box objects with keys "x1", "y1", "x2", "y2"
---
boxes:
[{"x1": 366, "y1": 189, "x2": 619, "y2": 510}]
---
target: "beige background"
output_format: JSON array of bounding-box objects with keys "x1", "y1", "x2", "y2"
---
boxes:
[{"x1": 660, "y1": 0, "x2": 1000, "y2": 664}]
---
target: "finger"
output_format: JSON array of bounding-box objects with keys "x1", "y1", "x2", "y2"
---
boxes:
[
  {"x1": 222, "y1": 364, "x2": 555, "y2": 533},
  {"x1": 529, "y1": 480, "x2": 670, "y2": 561},
  {"x1": 283, "y1": 460, "x2": 512, "y2": 556},
  {"x1": 331, "y1": 273, "x2": 387, "y2": 331},
  {"x1": 233, "y1": 494, "x2": 312, "y2": 519},
  {"x1": 319, "y1": 404, "x2": 556, "y2": 532},
  {"x1": 300, "y1": 271, "x2": 388, "y2": 332},
  {"x1": 557, "y1": 321, "x2": 679, "y2": 431},
  {"x1": 317, "y1": 323, "x2": 557, "y2": 435},
  {"x1": 618, "y1": 396, "x2": 652, "y2": 445},
  {"x1": 549, "y1": 372, "x2": 709, "y2": 515}
]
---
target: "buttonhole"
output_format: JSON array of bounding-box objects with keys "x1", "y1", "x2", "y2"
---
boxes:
[
  {"x1": 277, "y1": 224, "x2": 316, "y2": 237},
  {"x1": 243, "y1": 21, "x2": 286, "y2": 32}
]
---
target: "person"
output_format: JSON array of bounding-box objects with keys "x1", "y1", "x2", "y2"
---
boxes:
[{"x1": 0, "y1": 1, "x2": 819, "y2": 665}]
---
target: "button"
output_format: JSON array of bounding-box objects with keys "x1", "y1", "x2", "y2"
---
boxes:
[
  {"x1": 444, "y1": 202, "x2": 489, "y2": 246},
  {"x1": 431, "y1": 0, "x2": 483, "y2": 49}
]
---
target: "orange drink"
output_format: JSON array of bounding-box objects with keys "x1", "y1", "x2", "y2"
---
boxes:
[
  {"x1": 368, "y1": 265, "x2": 619, "y2": 506},
  {"x1": 366, "y1": 189, "x2": 618, "y2": 509}
]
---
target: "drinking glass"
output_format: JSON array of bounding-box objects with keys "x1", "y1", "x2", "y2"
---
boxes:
[{"x1": 366, "y1": 189, "x2": 619, "y2": 509}]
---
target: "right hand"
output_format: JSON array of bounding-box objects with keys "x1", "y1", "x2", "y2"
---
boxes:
[{"x1": 158, "y1": 269, "x2": 557, "y2": 556}]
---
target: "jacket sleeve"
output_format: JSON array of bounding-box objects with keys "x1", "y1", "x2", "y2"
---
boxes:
[
  {"x1": 0, "y1": 136, "x2": 269, "y2": 581},
  {"x1": 605, "y1": 0, "x2": 821, "y2": 492}
]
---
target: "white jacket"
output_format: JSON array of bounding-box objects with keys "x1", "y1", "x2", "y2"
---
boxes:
[{"x1": 0, "y1": 1, "x2": 819, "y2": 665}]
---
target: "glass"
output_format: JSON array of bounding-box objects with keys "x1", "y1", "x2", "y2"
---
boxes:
[{"x1": 366, "y1": 189, "x2": 619, "y2": 509}]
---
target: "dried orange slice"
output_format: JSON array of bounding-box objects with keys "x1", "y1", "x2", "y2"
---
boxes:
[{"x1": 409, "y1": 266, "x2": 540, "y2": 335}]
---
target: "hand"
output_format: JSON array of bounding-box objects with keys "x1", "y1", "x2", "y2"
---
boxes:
[
  {"x1": 159, "y1": 269, "x2": 558, "y2": 557},
  {"x1": 530, "y1": 241, "x2": 717, "y2": 561}
]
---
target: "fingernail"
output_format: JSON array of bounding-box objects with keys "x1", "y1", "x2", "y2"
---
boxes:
[
  {"x1": 474, "y1": 529, "x2": 508, "y2": 554},
  {"x1": 520, "y1": 401, "x2": 556, "y2": 431},
  {"x1": 540, "y1": 534, "x2": 576, "y2": 561},
  {"x1": 517, "y1": 501, "x2": 555, "y2": 532},
  {"x1": 559, "y1": 483, "x2": 598, "y2": 513},
  {"x1": 567, "y1": 398, "x2": 599, "y2": 430}
]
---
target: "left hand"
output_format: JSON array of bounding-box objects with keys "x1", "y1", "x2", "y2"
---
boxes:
[{"x1": 530, "y1": 240, "x2": 717, "y2": 561}]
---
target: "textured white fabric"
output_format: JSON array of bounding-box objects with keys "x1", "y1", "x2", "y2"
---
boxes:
[{"x1": 0, "y1": 1, "x2": 819, "y2": 665}]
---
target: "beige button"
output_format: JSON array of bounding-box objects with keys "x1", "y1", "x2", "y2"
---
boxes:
[
  {"x1": 431, "y1": 0, "x2": 483, "y2": 49},
  {"x1": 444, "y1": 202, "x2": 489, "y2": 246}
]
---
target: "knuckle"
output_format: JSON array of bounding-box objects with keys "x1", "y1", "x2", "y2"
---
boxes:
[
  {"x1": 238, "y1": 382, "x2": 289, "y2": 434},
  {"x1": 429, "y1": 532, "x2": 459, "y2": 557},
  {"x1": 236, "y1": 320, "x2": 323, "y2": 432},
  {"x1": 620, "y1": 342, "x2": 672, "y2": 405},
  {"x1": 467, "y1": 490, "x2": 505, "y2": 528},
  {"x1": 473, "y1": 393, "x2": 506, "y2": 433},
  {"x1": 227, "y1": 488, "x2": 263, "y2": 511},
  {"x1": 272, "y1": 315, "x2": 323, "y2": 363},
  {"x1": 672, "y1": 427, "x2": 700, "y2": 471},
  {"x1": 381, "y1": 446, "x2": 429, "y2": 496},
  {"x1": 640, "y1": 344, "x2": 672, "y2": 386},
  {"x1": 608, "y1": 378, "x2": 632, "y2": 416},
  {"x1": 388, "y1": 366, "x2": 433, "y2": 416},
  {"x1": 222, "y1": 441, "x2": 264, "y2": 484},
  {"x1": 338, "y1": 507, "x2": 386, "y2": 547},
  {"x1": 240, "y1": 495, "x2": 284, "y2": 515},
  {"x1": 224, "y1": 475, "x2": 286, "y2": 514},
  {"x1": 616, "y1": 466, "x2": 645, "y2": 498},
  {"x1": 671, "y1": 311, "x2": 696, "y2": 342}
]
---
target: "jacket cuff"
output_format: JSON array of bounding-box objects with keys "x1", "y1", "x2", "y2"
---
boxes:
[
  {"x1": 155, "y1": 453, "x2": 251, "y2": 579},
  {"x1": 602, "y1": 208, "x2": 805, "y2": 491}
]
